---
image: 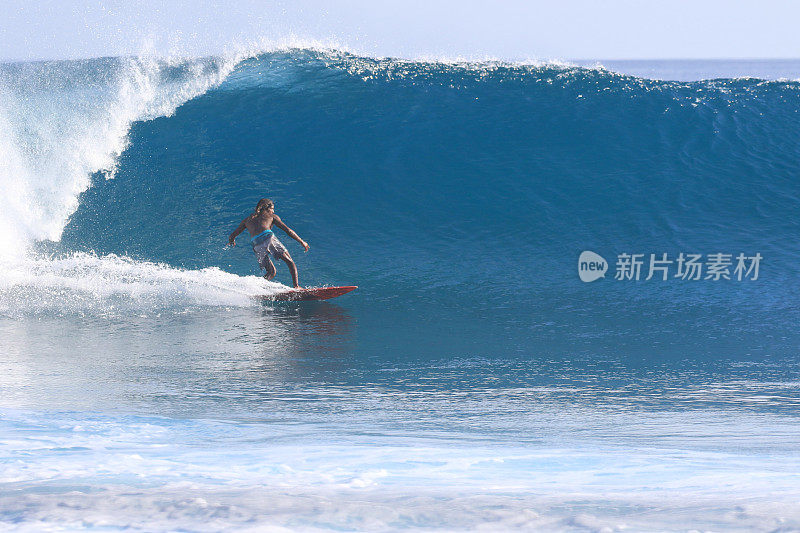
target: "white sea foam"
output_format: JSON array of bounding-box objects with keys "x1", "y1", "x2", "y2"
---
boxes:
[
  {"x1": 0, "y1": 55, "x2": 244, "y2": 257},
  {"x1": 1, "y1": 410, "x2": 799, "y2": 532},
  {"x1": 0, "y1": 252, "x2": 285, "y2": 317}
]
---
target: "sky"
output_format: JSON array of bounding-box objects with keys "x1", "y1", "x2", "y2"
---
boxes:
[{"x1": 2, "y1": 0, "x2": 800, "y2": 62}]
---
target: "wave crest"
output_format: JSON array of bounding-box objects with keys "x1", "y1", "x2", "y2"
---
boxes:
[{"x1": 0, "y1": 55, "x2": 239, "y2": 259}]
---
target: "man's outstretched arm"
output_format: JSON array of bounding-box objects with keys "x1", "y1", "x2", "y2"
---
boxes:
[
  {"x1": 273, "y1": 215, "x2": 309, "y2": 251},
  {"x1": 228, "y1": 220, "x2": 247, "y2": 246}
]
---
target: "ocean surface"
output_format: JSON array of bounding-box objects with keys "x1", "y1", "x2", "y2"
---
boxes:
[{"x1": 1, "y1": 50, "x2": 800, "y2": 531}]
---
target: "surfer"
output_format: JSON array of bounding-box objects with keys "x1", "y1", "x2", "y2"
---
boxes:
[{"x1": 228, "y1": 198, "x2": 309, "y2": 288}]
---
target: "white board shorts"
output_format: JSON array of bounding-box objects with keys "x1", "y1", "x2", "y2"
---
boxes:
[{"x1": 252, "y1": 232, "x2": 289, "y2": 268}]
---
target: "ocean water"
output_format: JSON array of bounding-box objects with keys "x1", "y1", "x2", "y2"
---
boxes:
[{"x1": 1, "y1": 50, "x2": 800, "y2": 531}]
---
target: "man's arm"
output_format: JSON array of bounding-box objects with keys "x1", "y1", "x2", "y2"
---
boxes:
[
  {"x1": 273, "y1": 215, "x2": 310, "y2": 251},
  {"x1": 228, "y1": 219, "x2": 247, "y2": 246}
]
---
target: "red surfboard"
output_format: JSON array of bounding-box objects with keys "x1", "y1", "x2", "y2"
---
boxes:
[{"x1": 270, "y1": 285, "x2": 358, "y2": 301}]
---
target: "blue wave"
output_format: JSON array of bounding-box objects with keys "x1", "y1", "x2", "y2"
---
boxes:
[{"x1": 4, "y1": 50, "x2": 800, "y2": 353}]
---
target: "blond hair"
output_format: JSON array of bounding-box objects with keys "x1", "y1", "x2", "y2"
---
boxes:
[{"x1": 254, "y1": 198, "x2": 273, "y2": 215}]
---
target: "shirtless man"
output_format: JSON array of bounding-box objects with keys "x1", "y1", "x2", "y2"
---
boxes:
[{"x1": 228, "y1": 198, "x2": 309, "y2": 288}]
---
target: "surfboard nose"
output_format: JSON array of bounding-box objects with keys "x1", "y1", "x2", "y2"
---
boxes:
[{"x1": 270, "y1": 285, "x2": 357, "y2": 301}]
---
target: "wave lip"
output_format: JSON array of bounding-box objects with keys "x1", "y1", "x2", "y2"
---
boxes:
[{"x1": 0, "y1": 54, "x2": 242, "y2": 261}]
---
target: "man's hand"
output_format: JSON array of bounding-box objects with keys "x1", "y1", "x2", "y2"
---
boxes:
[
  {"x1": 301, "y1": 240, "x2": 310, "y2": 252},
  {"x1": 229, "y1": 220, "x2": 246, "y2": 247}
]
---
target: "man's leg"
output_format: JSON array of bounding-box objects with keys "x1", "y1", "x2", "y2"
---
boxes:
[
  {"x1": 262, "y1": 257, "x2": 277, "y2": 280},
  {"x1": 280, "y1": 253, "x2": 300, "y2": 288}
]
